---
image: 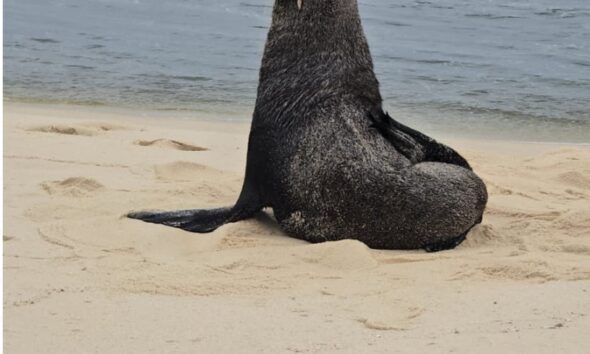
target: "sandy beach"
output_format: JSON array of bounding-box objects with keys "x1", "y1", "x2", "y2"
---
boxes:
[{"x1": 3, "y1": 102, "x2": 590, "y2": 353}]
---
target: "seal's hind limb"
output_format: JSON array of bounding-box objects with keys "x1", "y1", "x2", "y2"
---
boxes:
[
  {"x1": 370, "y1": 111, "x2": 487, "y2": 251},
  {"x1": 128, "y1": 178, "x2": 264, "y2": 233},
  {"x1": 369, "y1": 109, "x2": 471, "y2": 169},
  {"x1": 127, "y1": 207, "x2": 234, "y2": 233},
  {"x1": 363, "y1": 107, "x2": 487, "y2": 251}
]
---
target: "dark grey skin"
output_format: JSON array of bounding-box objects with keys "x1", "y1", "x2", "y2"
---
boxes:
[{"x1": 129, "y1": 0, "x2": 488, "y2": 251}]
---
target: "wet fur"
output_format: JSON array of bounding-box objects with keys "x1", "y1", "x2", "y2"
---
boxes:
[{"x1": 129, "y1": 0, "x2": 488, "y2": 251}]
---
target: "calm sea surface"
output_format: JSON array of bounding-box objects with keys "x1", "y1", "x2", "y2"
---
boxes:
[{"x1": 4, "y1": 0, "x2": 590, "y2": 142}]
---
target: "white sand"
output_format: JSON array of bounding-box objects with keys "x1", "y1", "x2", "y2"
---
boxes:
[{"x1": 4, "y1": 102, "x2": 590, "y2": 353}]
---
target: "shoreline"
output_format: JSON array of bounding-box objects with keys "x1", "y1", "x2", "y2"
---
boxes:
[
  {"x1": 4, "y1": 101, "x2": 590, "y2": 353},
  {"x1": 3, "y1": 99, "x2": 253, "y2": 125},
  {"x1": 4, "y1": 100, "x2": 590, "y2": 147}
]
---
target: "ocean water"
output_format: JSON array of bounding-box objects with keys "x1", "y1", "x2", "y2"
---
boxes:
[{"x1": 4, "y1": 0, "x2": 590, "y2": 142}]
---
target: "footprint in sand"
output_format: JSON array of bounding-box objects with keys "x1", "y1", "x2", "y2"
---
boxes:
[
  {"x1": 560, "y1": 244, "x2": 590, "y2": 256},
  {"x1": 134, "y1": 139, "x2": 207, "y2": 152},
  {"x1": 356, "y1": 306, "x2": 425, "y2": 331},
  {"x1": 40, "y1": 177, "x2": 104, "y2": 197},
  {"x1": 555, "y1": 210, "x2": 590, "y2": 237},
  {"x1": 28, "y1": 125, "x2": 96, "y2": 136},
  {"x1": 27, "y1": 122, "x2": 127, "y2": 136},
  {"x1": 478, "y1": 264, "x2": 556, "y2": 282}
]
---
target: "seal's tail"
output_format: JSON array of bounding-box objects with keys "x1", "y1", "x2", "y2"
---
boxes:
[{"x1": 127, "y1": 207, "x2": 234, "y2": 233}]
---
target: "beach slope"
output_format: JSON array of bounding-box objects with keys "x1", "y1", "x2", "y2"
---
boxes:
[{"x1": 4, "y1": 102, "x2": 590, "y2": 353}]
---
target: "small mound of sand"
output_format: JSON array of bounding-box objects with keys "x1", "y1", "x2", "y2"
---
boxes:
[
  {"x1": 461, "y1": 224, "x2": 501, "y2": 248},
  {"x1": 555, "y1": 171, "x2": 590, "y2": 190},
  {"x1": 134, "y1": 139, "x2": 207, "y2": 152},
  {"x1": 28, "y1": 125, "x2": 96, "y2": 136},
  {"x1": 41, "y1": 177, "x2": 104, "y2": 197}
]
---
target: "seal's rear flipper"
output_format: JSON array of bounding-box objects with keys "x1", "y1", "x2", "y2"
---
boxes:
[
  {"x1": 369, "y1": 109, "x2": 471, "y2": 170},
  {"x1": 127, "y1": 207, "x2": 233, "y2": 233}
]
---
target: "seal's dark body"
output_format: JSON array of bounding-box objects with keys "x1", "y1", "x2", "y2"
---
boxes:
[{"x1": 129, "y1": 0, "x2": 488, "y2": 251}]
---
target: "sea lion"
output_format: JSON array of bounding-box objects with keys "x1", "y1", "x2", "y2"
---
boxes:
[{"x1": 128, "y1": 0, "x2": 488, "y2": 251}]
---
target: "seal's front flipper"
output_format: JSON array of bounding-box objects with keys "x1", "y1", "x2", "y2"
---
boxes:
[{"x1": 127, "y1": 207, "x2": 233, "y2": 233}]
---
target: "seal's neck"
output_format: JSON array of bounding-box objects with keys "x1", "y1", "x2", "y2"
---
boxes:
[{"x1": 256, "y1": 0, "x2": 381, "y2": 110}]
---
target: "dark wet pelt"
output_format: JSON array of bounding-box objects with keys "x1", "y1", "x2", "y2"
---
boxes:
[{"x1": 4, "y1": 0, "x2": 590, "y2": 142}]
